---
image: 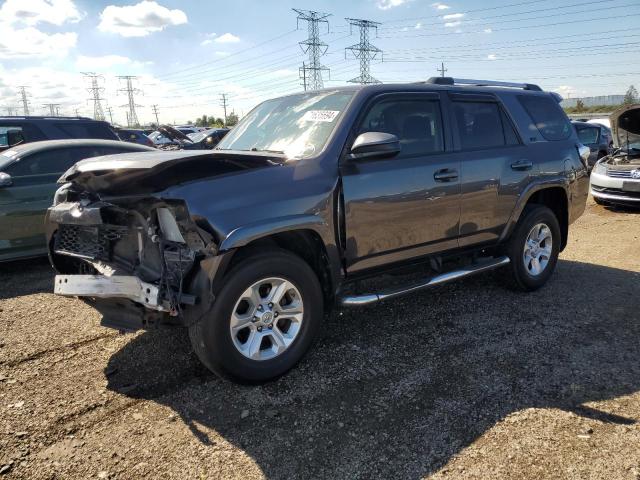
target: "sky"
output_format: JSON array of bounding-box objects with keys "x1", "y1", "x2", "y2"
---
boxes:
[{"x1": 0, "y1": 0, "x2": 638, "y2": 125}]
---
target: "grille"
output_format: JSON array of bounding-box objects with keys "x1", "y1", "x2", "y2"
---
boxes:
[
  {"x1": 607, "y1": 169, "x2": 633, "y2": 179},
  {"x1": 54, "y1": 224, "x2": 128, "y2": 260}
]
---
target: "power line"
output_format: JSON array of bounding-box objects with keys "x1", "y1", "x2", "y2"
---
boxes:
[
  {"x1": 83, "y1": 72, "x2": 106, "y2": 121},
  {"x1": 118, "y1": 76, "x2": 142, "y2": 127},
  {"x1": 220, "y1": 94, "x2": 229, "y2": 127},
  {"x1": 344, "y1": 18, "x2": 382, "y2": 85},
  {"x1": 42, "y1": 104, "x2": 61, "y2": 116},
  {"x1": 294, "y1": 9, "x2": 331, "y2": 90},
  {"x1": 106, "y1": 106, "x2": 114, "y2": 124},
  {"x1": 151, "y1": 104, "x2": 160, "y2": 125},
  {"x1": 18, "y1": 86, "x2": 30, "y2": 116}
]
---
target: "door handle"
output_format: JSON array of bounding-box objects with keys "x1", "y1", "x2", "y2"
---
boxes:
[
  {"x1": 511, "y1": 159, "x2": 533, "y2": 171},
  {"x1": 434, "y1": 169, "x2": 458, "y2": 182}
]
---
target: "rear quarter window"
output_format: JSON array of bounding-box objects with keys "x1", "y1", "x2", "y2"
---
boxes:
[{"x1": 518, "y1": 95, "x2": 572, "y2": 141}]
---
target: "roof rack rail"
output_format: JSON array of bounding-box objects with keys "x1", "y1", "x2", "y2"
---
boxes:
[
  {"x1": 0, "y1": 115, "x2": 95, "y2": 120},
  {"x1": 425, "y1": 77, "x2": 542, "y2": 91}
]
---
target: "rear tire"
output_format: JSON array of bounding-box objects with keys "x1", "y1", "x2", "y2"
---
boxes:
[
  {"x1": 188, "y1": 249, "x2": 323, "y2": 383},
  {"x1": 504, "y1": 205, "x2": 561, "y2": 291}
]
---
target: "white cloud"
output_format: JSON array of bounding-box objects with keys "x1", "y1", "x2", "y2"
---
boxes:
[
  {"x1": 431, "y1": 2, "x2": 450, "y2": 10},
  {"x1": 444, "y1": 21, "x2": 461, "y2": 27},
  {"x1": 0, "y1": 0, "x2": 83, "y2": 26},
  {"x1": 98, "y1": 1, "x2": 187, "y2": 37},
  {"x1": 214, "y1": 32, "x2": 240, "y2": 43},
  {"x1": 442, "y1": 13, "x2": 464, "y2": 19},
  {"x1": 415, "y1": 22, "x2": 423, "y2": 29},
  {"x1": 484, "y1": 28, "x2": 493, "y2": 33},
  {"x1": 200, "y1": 39, "x2": 213, "y2": 46},
  {"x1": 75, "y1": 54, "x2": 152, "y2": 70},
  {"x1": 0, "y1": 26, "x2": 77, "y2": 59},
  {"x1": 487, "y1": 54, "x2": 497, "y2": 60},
  {"x1": 378, "y1": 0, "x2": 411, "y2": 10},
  {"x1": 214, "y1": 51, "x2": 230, "y2": 57}
]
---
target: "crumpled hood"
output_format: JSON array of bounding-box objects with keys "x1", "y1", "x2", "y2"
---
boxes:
[
  {"x1": 610, "y1": 104, "x2": 640, "y2": 149},
  {"x1": 158, "y1": 125, "x2": 193, "y2": 144},
  {"x1": 59, "y1": 150, "x2": 282, "y2": 195}
]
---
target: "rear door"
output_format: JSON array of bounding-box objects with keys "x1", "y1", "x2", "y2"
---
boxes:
[
  {"x1": 340, "y1": 92, "x2": 460, "y2": 273},
  {"x1": 449, "y1": 93, "x2": 531, "y2": 247}
]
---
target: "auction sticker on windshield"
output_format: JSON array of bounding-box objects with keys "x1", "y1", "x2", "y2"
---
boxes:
[{"x1": 301, "y1": 110, "x2": 340, "y2": 122}]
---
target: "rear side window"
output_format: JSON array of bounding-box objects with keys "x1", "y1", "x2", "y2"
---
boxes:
[
  {"x1": 0, "y1": 126, "x2": 25, "y2": 147},
  {"x1": 518, "y1": 95, "x2": 572, "y2": 141},
  {"x1": 452, "y1": 102, "x2": 520, "y2": 150},
  {"x1": 7, "y1": 147, "x2": 103, "y2": 176},
  {"x1": 358, "y1": 98, "x2": 444, "y2": 157},
  {"x1": 575, "y1": 126, "x2": 599, "y2": 144},
  {"x1": 54, "y1": 123, "x2": 117, "y2": 140}
]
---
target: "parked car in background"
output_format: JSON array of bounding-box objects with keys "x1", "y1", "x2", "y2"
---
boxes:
[
  {"x1": 186, "y1": 128, "x2": 229, "y2": 149},
  {"x1": 47, "y1": 78, "x2": 588, "y2": 382},
  {"x1": 590, "y1": 104, "x2": 640, "y2": 207},
  {"x1": 0, "y1": 139, "x2": 154, "y2": 262},
  {"x1": 116, "y1": 128, "x2": 155, "y2": 148},
  {"x1": 148, "y1": 129, "x2": 179, "y2": 148},
  {"x1": 0, "y1": 116, "x2": 118, "y2": 153},
  {"x1": 587, "y1": 117, "x2": 611, "y2": 129},
  {"x1": 572, "y1": 121, "x2": 612, "y2": 170},
  {"x1": 173, "y1": 125, "x2": 199, "y2": 136}
]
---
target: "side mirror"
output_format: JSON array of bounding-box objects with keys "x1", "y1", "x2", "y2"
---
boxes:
[
  {"x1": 349, "y1": 132, "x2": 401, "y2": 160},
  {"x1": 0, "y1": 172, "x2": 12, "y2": 188}
]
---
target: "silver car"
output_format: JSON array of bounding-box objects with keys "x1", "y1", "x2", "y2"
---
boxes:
[{"x1": 590, "y1": 104, "x2": 640, "y2": 207}]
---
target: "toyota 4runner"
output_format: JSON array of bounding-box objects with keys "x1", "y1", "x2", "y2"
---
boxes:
[{"x1": 46, "y1": 78, "x2": 589, "y2": 383}]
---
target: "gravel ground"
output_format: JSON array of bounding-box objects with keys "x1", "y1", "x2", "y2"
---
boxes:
[{"x1": 1, "y1": 198, "x2": 639, "y2": 479}]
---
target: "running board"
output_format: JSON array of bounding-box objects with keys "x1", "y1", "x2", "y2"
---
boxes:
[{"x1": 339, "y1": 256, "x2": 510, "y2": 307}]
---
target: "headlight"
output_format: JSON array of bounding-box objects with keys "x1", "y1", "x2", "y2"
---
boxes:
[
  {"x1": 53, "y1": 183, "x2": 71, "y2": 206},
  {"x1": 593, "y1": 162, "x2": 607, "y2": 175}
]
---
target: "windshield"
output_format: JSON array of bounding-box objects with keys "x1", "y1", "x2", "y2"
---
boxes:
[
  {"x1": 216, "y1": 90, "x2": 354, "y2": 159},
  {"x1": 576, "y1": 126, "x2": 599, "y2": 144}
]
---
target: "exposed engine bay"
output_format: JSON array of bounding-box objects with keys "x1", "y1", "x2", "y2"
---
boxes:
[{"x1": 48, "y1": 190, "x2": 219, "y2": 331}]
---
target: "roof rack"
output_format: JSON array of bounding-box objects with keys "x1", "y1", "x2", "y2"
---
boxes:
[
  {"x1": 0, "y1": 115, "x2": 95, "y2": 120},
  {"x1": 425, "y1": 77, "x2": 542, "y2": 91}
]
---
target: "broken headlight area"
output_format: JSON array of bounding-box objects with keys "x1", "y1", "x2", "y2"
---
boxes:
[{"x1": 48, "y1": 196, "x2": 218, "y2": 330}]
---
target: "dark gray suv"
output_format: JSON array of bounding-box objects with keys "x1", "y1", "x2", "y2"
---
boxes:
[{"x1": 46, "y1": 78, "x2": 590, "y2": 382}]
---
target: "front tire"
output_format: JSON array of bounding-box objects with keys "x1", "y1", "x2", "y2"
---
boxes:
[
  {"x1": 189, "y1": 249, "x2": 323, "y2": 383},
  {"x1": 504, "y1": 205, "x2": 561, "y2": 291}
]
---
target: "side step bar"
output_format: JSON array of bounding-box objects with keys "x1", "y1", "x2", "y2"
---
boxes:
[{"x1": 339, "y1": 256, "x2": 510, "y2": 307}]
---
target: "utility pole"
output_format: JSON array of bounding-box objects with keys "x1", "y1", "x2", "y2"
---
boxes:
[
  {"x1": 345, "y1": 18, "x2": 382, "y2": 85},
  {"x1": 106, "y1": 106, "x2": 114, "y2": 124},
  {"x1": 42, "y1": 104, "x2": 61, "y2": 116},
  {"x1": 151, "y1": 104, "x2": 160, "y2": 125},
  {"x1": 18, "y1": 86, "x2": 30, "y2": 116},
  {"x1": 294, "y1": 9, "x2": 331, "y2": 91},
  {"x1": 118, "y1": 76, "x2": 142, "y2": 127},
  {"x1": 437, "y1": 62, "x2": 447, "y2": 77},
  {"x1": 82, "y1": 72, "x2": 106, "y2": 121},
  {"x1": 74, "y1": 108, "x2": 80, "y2": 117},
  {"x1": 4, "y1": 106, "x2": 17, "y2": 116},
  {"x1": 220, "y1": 94, "x2": 228, "y2": 127}
]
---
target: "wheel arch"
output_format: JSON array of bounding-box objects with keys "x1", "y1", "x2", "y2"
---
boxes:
[{"x1": 501, "y1": 183, "x2": 569, "y2": 251}]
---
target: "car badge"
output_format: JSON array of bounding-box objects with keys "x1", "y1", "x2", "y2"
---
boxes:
[{"x1": 631, "y1": 169, "x2": 640, "y2": 180}]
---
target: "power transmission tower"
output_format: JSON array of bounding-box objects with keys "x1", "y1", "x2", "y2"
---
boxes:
[
  {"x1": 345, "y1": 18, "x2": 382, "y2": 85},
  {"x1": 437, "y1": 62, "x2": 448, "y2": 77},
  {"x1": 220, "y1": 94, "x2": 228, "y2": 127},
  {"x1": 151, "y1": 104, "x2": 160, "y2": 125},
  {"x1": 42, "y1": 104, "x2": 61, "y2": 116},
  {"x1": 118, "y1": 76, "x2": 142, "y2": 127},
  {"x1": 294, "y1": 9, "x2": 331, "y2": 91},
  {"x1": 4, "y1": 106, "x2": 17, "y2": 116},
  {"x1": 106, "y1": 106, "x2": 114, "y2": 124},
  {"x1": 18, "y1": 86, "x2": 30, "y2": 116},
  {"x1": 82, "y1": 73, "x2": 106, "y2": 121}
]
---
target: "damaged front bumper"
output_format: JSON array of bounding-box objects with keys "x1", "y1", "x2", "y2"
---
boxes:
[{"x1": 47, "y1": 193, "x2": 225, "y2": 331}]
